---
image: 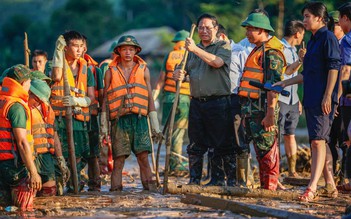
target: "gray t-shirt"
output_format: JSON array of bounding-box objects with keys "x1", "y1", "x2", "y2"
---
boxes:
[{"x1": 185, "y1": 39, "x2": 231, "y2": 98}]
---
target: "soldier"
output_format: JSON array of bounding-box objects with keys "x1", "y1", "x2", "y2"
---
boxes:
[
  {"x1": 82, "y1": 36, "x2": 104, "y2": 191},
  {"x1": 50, "y1": 30, "x2": 95, "y2": 192},
  {"x1": 153, "y1": 30, "x2": 190, "y2": 176},
  {"x1": 0, "y1": 64, "x2": 41, "y2": 209},
  {"x1": 173, "y1": 14, "x2": 234, "y2": 186},
  {"x1": 238, "y1": 11, "x2": 286, "y2": 190},
  {"x1": 101, "y1": 35, "x2": 161, "y2": 191},
  {"x1": 31, "y1": 49, "x2": 48, "y2": 74}
]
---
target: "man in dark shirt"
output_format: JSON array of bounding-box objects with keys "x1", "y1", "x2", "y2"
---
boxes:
[{"x1": 173, "y1": 13, "x2": 234, "y2": 186}]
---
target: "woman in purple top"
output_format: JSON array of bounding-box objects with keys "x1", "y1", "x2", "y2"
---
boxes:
[{"x1": 275, "y1": 2, "x2": 341, "y2": 202}]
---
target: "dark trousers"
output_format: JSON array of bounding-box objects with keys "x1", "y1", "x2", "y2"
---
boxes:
[
  {"x1": 187, "y1": 96, "x2": 234, "y2": 156},
  {"x1": 341, "y1": 106, "x2": 351, "y2": 178}
]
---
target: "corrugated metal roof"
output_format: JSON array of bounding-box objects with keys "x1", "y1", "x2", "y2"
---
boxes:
[{"x1": 90, "y1": 26, "x2": 175, "y2": 58}]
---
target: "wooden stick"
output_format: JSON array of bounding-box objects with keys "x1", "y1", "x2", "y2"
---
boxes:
[
  {"x1": 163, "y1": 24, "x2": 196, "y2": 194},
  {"x1": 182, "y1": 194, "x2": 321, "y2": 219},
  {"x1": 167, "y1": 183, "x2": 299, "y2": 200}
]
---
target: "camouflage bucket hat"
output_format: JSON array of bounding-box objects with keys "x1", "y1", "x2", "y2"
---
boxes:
[
  {"x1": 241, "y1": 12, "x2": 275, "y2": 32},
  {"x1": 114, "y1": 35, "x2": 142, "y2": 54},
  {"x1": 172, "y1": 30, "x2": 190, "y2": 42},
  {"x1": 30, "y1": 70, "x2": 52, "y2": 83},
  {"x1": 7, "y1": 64, "x2": 31, "y2": 84},
  {"x1": 30, "y1": 79, "x2": 51, "y2": 105},
  {"x1": 329, "y1": 11, "x2": 340, "y2": 23}
]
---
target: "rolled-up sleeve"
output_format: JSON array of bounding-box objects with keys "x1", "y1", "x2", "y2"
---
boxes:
[{"x1": 325, "y1": 35, "x2": 341, "y2": 70}]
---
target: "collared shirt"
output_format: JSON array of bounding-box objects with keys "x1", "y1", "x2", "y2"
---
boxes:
[
  {"x1": 230, "y1": 43, "x2": 249, "y2": 94},
  {"x1": 301, "y1": 26, "x2": 341, "y2": 108},
  {"x1": 279, "y1": 38, "x2": 299, "y2": 105},
  {"x1": 185, "y1": 39, "x2": 231, "y2": 98},
  {"x1": 340, "y1": 31, "x2": 351, "y2": 106}
]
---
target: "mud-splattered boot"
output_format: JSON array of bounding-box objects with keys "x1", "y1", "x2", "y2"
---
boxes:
[
  {"x1": 287, "y1": 154, "x2": 299, "y2": 177},
  {"x1": 205, "y1": 155, "x2": 225, "y2": 186},
  {"x1": 188, "y1": 154, "x2": 203, "y2": 185},
  {"x1": 236, "y1": 152, "x2": 254, "y2": 187},
  {"x1": 223, "y1": 154, "x2": 236, "y2": 186}
]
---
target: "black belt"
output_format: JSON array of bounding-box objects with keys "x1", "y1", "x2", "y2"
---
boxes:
[{"x1": 192, "y1": 95, "x2": 229, "y2": 102}]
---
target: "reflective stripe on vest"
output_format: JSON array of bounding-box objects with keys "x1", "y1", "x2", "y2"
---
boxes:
[
  {"x1": 163, "y1": 45, "x2": 190, "y2": 96},
  {"x1": 31, "y1": 106, "x2": 54, "y2": 155},
  {"x1": 0, "y1": 77, "x2": 34, "y2": 161},
  {"x1": 107, "y1": 55, "x2": 149, "y2": 120},
  {"x1": 238, "y1": 36, "x2": 286, "y2": 99},
  {"x1": 50, "y1": 58, "x2": 90, "y2": 122}
]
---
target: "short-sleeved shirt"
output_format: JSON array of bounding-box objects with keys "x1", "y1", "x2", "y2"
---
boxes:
[
  {"x1": 185, "y1": 39, "x2": 231, "y2": 98},
  {"x1": 230, "y1": 43, "x2": 249, "y2": 94},
  {"x1": 301, "y1": 26, "x2": 341, "y2": 108},
  {"x1": 95, "y1": 67, "x2": 104, "y2": 90},
  {"x1": 56, "y1": 67, "x2": 95, "y2": 131},
  {"x1": 279, "y1": 38, "x2": 299, "y2": 105},
  {"x1": 8, "y1": 103, "x2": 27, "y2": 128},
  {"x1": 340, "y1": 32, "x2": 351, "y2": 106}
]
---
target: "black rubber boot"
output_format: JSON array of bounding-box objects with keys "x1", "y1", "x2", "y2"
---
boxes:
[
  {"x1": 223, "y1": 154, "x2": 237, "y2": 186},
  {"x1": 205, "y1": 155, "x2": 225, "y2": 186},
  {"x1": 188, "y1": 154, "x2": 203, "y2": 185}
]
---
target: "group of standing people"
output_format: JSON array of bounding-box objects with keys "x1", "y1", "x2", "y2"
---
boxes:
[{"x1": 0, "y1": 1, "x2": 351, "y2": 210}]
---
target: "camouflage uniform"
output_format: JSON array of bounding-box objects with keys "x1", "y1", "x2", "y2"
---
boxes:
[{"x1": 240, "y1": 49, "x2": 285, "y2": 190}]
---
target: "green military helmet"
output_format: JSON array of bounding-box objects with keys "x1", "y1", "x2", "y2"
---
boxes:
[
  {"x1": 172, "y1": 30, "x2": 190, "y2": 42},
  {"x1": 114, "y1": 35, "x2": 142, "y2": 55},
  {"x1": 30, "y1": 70, "x2": 52, "y2": 84},
  {"x1": 241, "y1": 12, "x2": 275, "y2": 32},
  {"x1": 0, "y1": 67, "x2": 10, "y2": 85},
  {"x1": 329, "y1": 11, "x2": 340, "y2": 23},
  {"x1": 30, "y1": 79, "x2": 51, "y2": 105},
  {"x1": 108, "y1": 41, "x2": 118, "y2": 53},
  {"x1": 6, "y1": 64, "x2": 31, "y2": 84}
]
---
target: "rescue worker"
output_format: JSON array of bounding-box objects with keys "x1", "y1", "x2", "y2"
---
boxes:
[
  {"x1": 82, "y1": 36, "x2": 104, "y2": 191},
  {"x1": 0, "y1": 64, "x2": 41, "y2": 209},
  {"x1": 173, "y1": 14, "x2": 234, "y2": 186},
  {"x1": 99, "y1": 41, "x2": 118, "y2": 75},
  {"x1": 29, "y1": 79, "x2": 60, "y2": 196},
  {"x1": 238, "y1": 11, "x2": 286, "y2": 190},
  {"x1": 153, "y1": 30, "x2": 190, "y2": 176},
  {"x1": 101, "y1": 35, "x2": 161, "y2": 191},
  {"x1": 31, "y1": 49, "x2": 48, "y2": 74},
  {"x1": 50, "y1": 30, "x2": 95, "y2": 192}
]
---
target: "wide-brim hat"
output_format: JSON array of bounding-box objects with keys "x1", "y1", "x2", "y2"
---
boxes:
[
  {"x1": 30, "y1": 70, "x2": 52, "y2": 83},
  {"x1": 30, "y1": 79, "x2": 51, "y2": 105},
  {"x1": 6, "y1": 64, "x2": 31, "y2": 84},
  {"x1": 114, "y1": 35, "x2": 142, "y2": 55},
  {"x1": 172, "y1": 30, "x2": 190, "y2": 42},
  {"x1": 241, "y1": 12, "x2": 275, "y2": 32}
]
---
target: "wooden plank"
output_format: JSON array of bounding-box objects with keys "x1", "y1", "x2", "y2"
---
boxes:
[
  {"x1": 168, "y1": 183, "x2": 299, "y2": 201},
  {"x1": 181, "y1": 194, "x2": 322, "y2": 219}
]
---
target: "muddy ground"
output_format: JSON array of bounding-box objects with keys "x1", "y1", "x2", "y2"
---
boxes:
[{"x1": 0, "y1": 140, "x2": 350, "y2": 218}]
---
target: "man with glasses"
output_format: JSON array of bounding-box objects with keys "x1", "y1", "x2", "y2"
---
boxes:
[{"x1": 173, "y1": 13, "x2": 234, "y2": 186}]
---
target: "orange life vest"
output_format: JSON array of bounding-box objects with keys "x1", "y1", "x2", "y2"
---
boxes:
[
  {"x1": 164, "y1": 41, "x2": 190, "y2": 96},
  {"x1": 107, "y1": 55, "x2": 149, "y2": 120},
  {"x1": 0, "y1": 77, "x2": 34, "y2": 161},
  {"x1": 31, "y1": 104, "x2": 55, "y2": 155},
  {"x1": 84, "y1": 54, "x2": 99, "y2": 116},
  {"x1": 238, "y1": 36, "x2": 286, "y2": 99},
  {"x1": 50, "y1": 58, "x2": 90, "y2": 122}
]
